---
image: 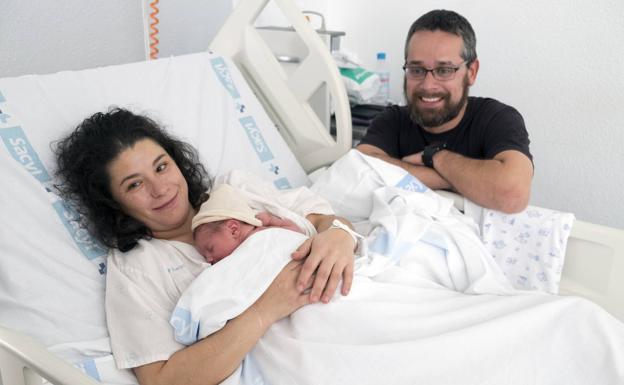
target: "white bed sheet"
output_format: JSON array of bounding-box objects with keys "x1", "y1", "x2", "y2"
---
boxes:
[{"x1": 173, "y1": 151, "x2": 624, "y2": 385}]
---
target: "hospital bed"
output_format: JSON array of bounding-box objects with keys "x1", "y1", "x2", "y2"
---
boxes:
[{"x1": 1, "y1": 0, "x2": 623, "y2": 384}]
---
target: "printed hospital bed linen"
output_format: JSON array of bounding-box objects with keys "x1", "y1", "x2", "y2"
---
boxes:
[
  {"x1": 465, "y1": 200, "x2": 575, "y2": 294},
  {"x1": 0, "y1": 51, "x2": 309, "y2": 383}
]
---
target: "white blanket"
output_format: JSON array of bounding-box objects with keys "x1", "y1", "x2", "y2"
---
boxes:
[
  {"x1": 241, "y1": 286, "x2": 624, "y2": 385},
  {"x1": 174, "y1": 151, "x2": 624, "y2": 384},
  {"x1": 172, "y1": 153, "x2": 514, "y2": 343},
  {"x1": 172, "y1": 228, "x2": 307, "y2": 344}
]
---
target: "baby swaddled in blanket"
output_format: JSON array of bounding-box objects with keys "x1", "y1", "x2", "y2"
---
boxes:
[
  {"x1": 172, "y1": 178, "x2": 367, "y2": 345},
  {"x1": 191, "y1": 183, "x2": 305, "y2": 265}
]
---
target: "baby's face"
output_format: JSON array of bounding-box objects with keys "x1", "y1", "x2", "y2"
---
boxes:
[{"x1": 194, "y1": 223, "x2": 241, "y2": 264}]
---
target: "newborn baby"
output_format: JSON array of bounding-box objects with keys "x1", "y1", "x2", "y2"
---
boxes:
[{"x1": 192, "y1": 183, "x2": 303, "y2": 264}]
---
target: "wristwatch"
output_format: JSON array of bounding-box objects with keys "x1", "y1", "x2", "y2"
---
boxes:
[{"x1": 422, "y1": 142, "x2": 448, "y2": 168}]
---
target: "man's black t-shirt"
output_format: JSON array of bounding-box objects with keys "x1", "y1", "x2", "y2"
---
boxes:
[{"x1": 359, "y1": 97, "x2": 532, "y2": 161}]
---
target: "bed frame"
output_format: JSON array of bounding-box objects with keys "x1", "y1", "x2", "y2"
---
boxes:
[
  {"x1": 209, "y1": 0, "x2": 352, "y2": 173},
  {"x1": 1, "y1": 0, "x2": 623, "y2": 384}
]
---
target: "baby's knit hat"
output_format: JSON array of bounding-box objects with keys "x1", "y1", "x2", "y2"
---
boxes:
[{"x1": 191, "y1": 184, "x2": 262, "y2": 231}]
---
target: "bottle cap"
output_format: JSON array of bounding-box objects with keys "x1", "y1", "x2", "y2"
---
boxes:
[{"x1": 377, "y1": 52, "x2": 386, "y2": 60}]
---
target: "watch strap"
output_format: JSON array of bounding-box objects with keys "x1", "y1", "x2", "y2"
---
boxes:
[{"x1": 422, "y1": 142, "x2": 447, "y2": 168}]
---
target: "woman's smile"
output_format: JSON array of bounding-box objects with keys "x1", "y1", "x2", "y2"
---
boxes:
[{"x1": 154, "y1": 191, "x2": 179, "y2": 211}]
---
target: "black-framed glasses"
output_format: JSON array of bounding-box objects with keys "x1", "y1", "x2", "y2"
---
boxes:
[{"x1": 403, "y1": 61, "x2": 467, "y2": 81}]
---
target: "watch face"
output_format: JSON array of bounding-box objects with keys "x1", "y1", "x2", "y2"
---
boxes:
[{"x1": 428, "y1": 141, "x2": 445, "y2": 150}]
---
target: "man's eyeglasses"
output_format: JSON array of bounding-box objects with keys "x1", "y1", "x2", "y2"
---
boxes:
[{"x1": 403, "y1": 61, "x2": 467, "y2": 81}]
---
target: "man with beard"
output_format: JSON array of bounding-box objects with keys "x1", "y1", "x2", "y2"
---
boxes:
[{"x1": 356, "y1": 10, "x2": 533, "y2": 213}]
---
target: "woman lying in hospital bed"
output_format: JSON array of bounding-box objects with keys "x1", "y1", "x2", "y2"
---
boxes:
[
  {"x1": 54, "y1": 107, "x2": 357, "y2": 385},
  {"x1": 54, "y1": 107, "x2": 624, "y2": 385}
]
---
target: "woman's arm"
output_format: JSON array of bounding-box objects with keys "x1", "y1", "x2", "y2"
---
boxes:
[
  {"x1": 292, "y1": 214, "x2": 356, "y2": 304},
  {"x1": 133, "y1": 260, "x2": 311, "y2": 385}
]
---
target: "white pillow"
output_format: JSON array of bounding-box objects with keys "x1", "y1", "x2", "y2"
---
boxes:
[{"x1": 464, "y1": 201, "x2": 575, "y2": 294}]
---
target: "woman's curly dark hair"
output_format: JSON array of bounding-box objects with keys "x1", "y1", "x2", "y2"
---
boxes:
[{"x1": 54, "y1": 108, "x2": 212, "y2": 252}]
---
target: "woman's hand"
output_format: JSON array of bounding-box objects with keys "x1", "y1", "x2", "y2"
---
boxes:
[
  {"x1": 250, "y1": 260, "x2": 312, "y2": 328},
  {"x1": 255, "y1": 212, "x2": 304, "y2": 234},
  {"x1": 135, "y1": 260, "x2": 312, "y2": 385},
  {"x1": 292, "y1": 215, "x2": 356, "y2": 304}
]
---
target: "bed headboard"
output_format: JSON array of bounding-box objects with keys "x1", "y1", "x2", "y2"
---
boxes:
[{"x1": 209, "y1": 0, "x2": 352, "y2": 173}]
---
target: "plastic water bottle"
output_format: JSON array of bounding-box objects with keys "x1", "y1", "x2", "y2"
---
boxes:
[{"x1": 372, "y1": 52, "x2": 390, "y2": 105}]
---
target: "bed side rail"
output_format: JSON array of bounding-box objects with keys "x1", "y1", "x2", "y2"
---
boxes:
[
  {"x1": 559, "y1": 220, "x2": 624, "y2": 321},
  {"x1": 0, "y1": 326, "x2": 98, "y2": 385},
  {"x1": 209, "y1": 0, "x2": 352, "y2": 173}
]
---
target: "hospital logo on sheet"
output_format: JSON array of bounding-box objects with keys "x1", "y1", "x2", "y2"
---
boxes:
[
  {"x1": 209, "y1": 56, "x2": 292, "y2": 190},
  {"x1": 0, "y1": 93, "x2": 107, "y2": 272},
  {"x1": 395, "y1": 174, "x2": 428, "y2": 193}
]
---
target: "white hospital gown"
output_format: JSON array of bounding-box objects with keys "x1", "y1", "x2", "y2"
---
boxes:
[{"x1": 105, "y1": 170, "x2": 333, "y2": 369}]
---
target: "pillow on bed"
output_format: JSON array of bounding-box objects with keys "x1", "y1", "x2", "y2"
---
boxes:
[
  {"x1": 0, "y1": 51, "x2": 308, "y2": 380},
  {"x1": 464, "y1": 201, "x2": 575, "y2": 294}
]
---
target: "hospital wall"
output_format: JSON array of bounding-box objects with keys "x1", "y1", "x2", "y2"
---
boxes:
[
  {"x1": 0, "y1": 0, "x2": 145, "y2": 77},
  {"x1": 323, "y1": 0, "x2": 624, "y2": 229},
  {"x1": 0, "y1": 0, "x2": 231, "y2": 77}
]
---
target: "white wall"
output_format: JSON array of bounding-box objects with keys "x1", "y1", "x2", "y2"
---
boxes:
[
  {"x1": 245, "y1": 0, "x2": 329, "y2": 28},
  {"x1": 0, "y1": 0, "x2": 145, "y2": 77},
  {"x1": 157, "y1": 0, "x2": 232, "y2": 57},
  {"x1": 0, "y1": 0, "x2": 232, "y2": 78},
  {"x1": 319, "y1": 0, "x2": 624, "y2": 229}
]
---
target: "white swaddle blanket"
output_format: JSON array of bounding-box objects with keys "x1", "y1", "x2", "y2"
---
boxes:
[{"x1": 171, "y1": 228, "x2": 307, "y2": 344}]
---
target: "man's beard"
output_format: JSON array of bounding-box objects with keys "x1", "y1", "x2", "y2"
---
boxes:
[{"x1": 406, "y1": 75, "x2": 470, "y2": 129}]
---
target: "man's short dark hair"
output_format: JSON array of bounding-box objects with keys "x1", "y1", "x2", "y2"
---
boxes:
[{"x1": 404, "y1": 10, "x2": 477, "y2": 64}]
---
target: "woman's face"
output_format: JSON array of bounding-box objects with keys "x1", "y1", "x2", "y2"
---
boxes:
[{"x1": 107, "y1": 138, "x2": 193, "y2": 239}]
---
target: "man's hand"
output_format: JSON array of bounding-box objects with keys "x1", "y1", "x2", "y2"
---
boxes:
[
  {"x1": 401, "y1": 152, "x2": 424, "y2": 166},
  {"x1": 357, "y1": 144, "x2": 452, "y2": 190},
  {"x1": 357, "y1": 144, "x2": 532, "y2": 213}
]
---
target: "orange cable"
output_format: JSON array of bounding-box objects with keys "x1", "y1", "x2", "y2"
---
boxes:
[{"x1": 149, "y1": 0, "x2": 160, "y2": 60}]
